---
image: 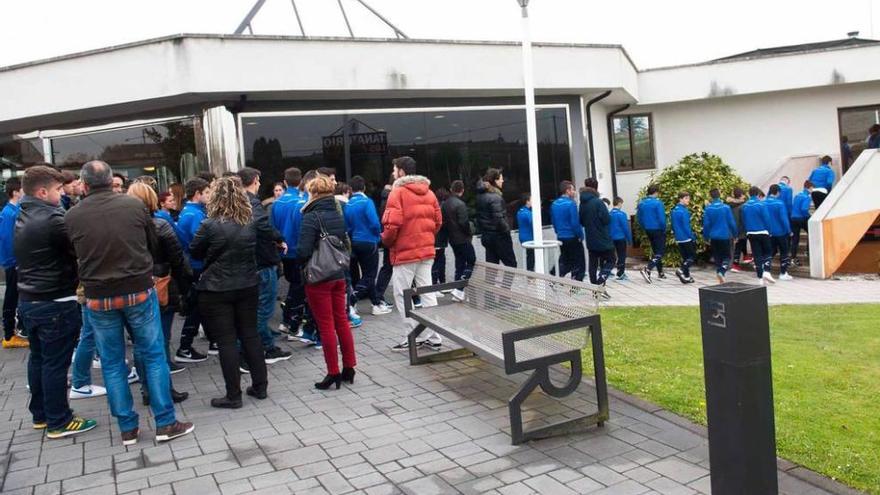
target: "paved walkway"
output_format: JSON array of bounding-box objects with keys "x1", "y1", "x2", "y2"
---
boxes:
[
  {"x1": 0, "y1": 294, "x2": 856, "y2": 494},
  {"x1": 600, "y1": 267, "x2": 880, "y2": 307}
]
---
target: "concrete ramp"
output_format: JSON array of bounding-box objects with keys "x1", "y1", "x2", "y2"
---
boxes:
[{"x1": 809, "y1": 149, "x2": 880, "y2": 278}]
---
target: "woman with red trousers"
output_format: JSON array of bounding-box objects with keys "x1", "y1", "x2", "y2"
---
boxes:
[{"x1": 297, "y1": 174, "x2": 356, "y2": 390}]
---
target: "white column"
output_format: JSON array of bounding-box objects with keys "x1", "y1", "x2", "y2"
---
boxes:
[{"x1": 202, "y1": 106, "x2": 241, "y2": 175}]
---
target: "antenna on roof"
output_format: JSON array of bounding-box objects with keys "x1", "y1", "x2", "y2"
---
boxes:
[{"x1": 233, "y1": 0, "x2": 409, "y2": 39}]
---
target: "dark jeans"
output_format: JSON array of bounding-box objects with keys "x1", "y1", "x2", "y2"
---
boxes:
[
  {"x1": 677, "y1": 241, "x2": 696, "y2": 278},
  {"x1": 179, "y1": 269, "x2": 202, "y2": 351},
  {"x1": 811, "y1": 191, "x2": 828, "y2": 209},
  {"x1": 21, "y1": 300, "x2": 80, "y2": 429},
  {"x1": 747, "y1": 234, "x2": 772, "y2": 279},
  {"x1": 733, "y1": 238, "x2": 748, "y2": 263},
  {"x1": 525, "y1": 249, "x2": 535, "y2": 272},
  {"x1": 257, "y1": 267, "x2": 278, "y2": 348},
  {"x1": 376, "y1": 247, "x2": 393, "y2": 303},
  {"x1": 281, "y1": 258, "x2": 306, "y2": 331},
  {"x1": 771, "y1": 235, "x2": 791, "y2": 275},
  {"x1": 351, "y1": 242, "x2": 381, "y2": 305},
  {"x1": 791, "y1": 218, "x2": 808, "y2": 259},
  {"x1": 645, "y1": 229, "x2": 666, "y2": 273},
  {"x1": 432, "y1": 247, "x2": 447, "y2": 284},
  {"x1": 555, "y1": 238, "x2": 585, "y2": 281},
  {"x1": 481, "y1": 232, "x2": 517, "y2": 268},
  {"x1": 451, "y1": 242, "x2": 476, "y2": 281},
  {"x1": 588, "y1": 249, "x2": 615, "y2": 285},
  {"x1": 3, "y1": 266, "x2": 18, "y2": 339},
  {"x1": 199, "y1": 286, "x2": 267, "y2": 401},
  {"x1": 613, "y1": 240, "x2": 628, "y2": 276},
  {"x1": 710, "y1": 239, "x2": 732, "y2": 275}
]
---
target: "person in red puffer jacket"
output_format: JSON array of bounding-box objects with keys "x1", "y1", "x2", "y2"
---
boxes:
[{"x1": 381, "y1": 156, "x2": 443, "y2": 352}]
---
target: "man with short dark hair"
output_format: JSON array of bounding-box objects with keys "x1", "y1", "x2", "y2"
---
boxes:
[
  {"x1": 579, "y1": 178, "x2": 614, "y2": 295},
  {"x1": 766, "y1": 184, "x2": 793, "y2": 281},
  {"x1": 790, "y1": 180, "x2": 813, "y2": 265},
  {"x1": 238, "y1": 167, "x2": 292, "y2": 364},
  {"x1": 702, "y1": 188, "x2": 737, "y2": 283},
  {"x1": 111, "y1": 173, "x2": 127, "y2": 194},
  {"x1": 66, "y1": 160, "x2": 193, "y2": 445},
  {"x1": 808, "y1": 156, "x2": 835, "y2": 208},
  {"x1": 741, "y1": 186, "x2": 775, "y2": 285},
  {"x1": 609, "y1": 197, "x2": 632, "y2": 281},
  {"x1": 175, "y1": 177, "x2": 211, "y2": 362},
  {"x1": 345, "y1": 175, "x2": 388, "y2": 316},
  {"x1": 551, "y1": 181, "x2": 585, "y2": 281},
  {"x1": 442, "y1": 179, "x2": 475, "y2": 297},
  {"x1": 61, "y1": 171, "x2": 81, "y2": 210},
  {"x1": 15, "y1": 165, "x2": 96, "y2": 438},
  {"x1": 1, "y1": 177, "x2": 27, "y2": 348},
  {"x1": 636, "y1": 184, "x2": 667, "y2": 283}
]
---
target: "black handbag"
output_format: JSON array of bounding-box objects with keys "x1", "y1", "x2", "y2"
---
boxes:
[{"x1": 304, "y1": 213, "x2": 350, "y2": 285}]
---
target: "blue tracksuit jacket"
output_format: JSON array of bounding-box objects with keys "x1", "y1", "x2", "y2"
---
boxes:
[
  {"x1": 636, "y1": 196, "x2": 666, "y2": 231},
  {"x1": 670, "y1": 204, "x2": 694, "y2": 242},
  {"x1": 271, "y1": 187, "x2": 306, "y2": 258},
  {"x1": 808, "y1": 164, "x2": 835, "y2": 191},
  {"x1": 0, "y1": 202, "x2": 20, "y2": 269},
  {"x1": 177, "y1": 201, "x2": 207, "y2": 271},
  {"x1": 765, "y1": 196, "x2": 791, "y2": 237},
  {"x1": 550, "y1": 196, "x2": 583, "y2": 241},
  {"x1": 778, "y1": 182, "x2": 793, "y2": 218},
  {"x1": 702, "y1": 199, "x2": 737, "y2": 240},
  {"x1": 741, "y1": 196, "x2": 772, "y2": 234},
  {"x1": 345, "y1": 192, "x2": 381, "y2": 244},
  {"x1": 791, "y1": 190, "x2": 812, "y2": 220},
  {"x1": 517, "y1": 206, "x2": 533, "y2": 244},
  {"x1": 609, "y1": 208, "x2": 632, "y2": 244}
]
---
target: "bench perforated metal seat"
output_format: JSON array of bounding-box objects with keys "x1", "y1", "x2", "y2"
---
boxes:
[{"x1": 404, "y1": 261, "x2": 609, "y2": 444}]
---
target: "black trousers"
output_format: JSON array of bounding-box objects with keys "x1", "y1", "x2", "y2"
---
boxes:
[
  {"x1": 677, "y1": 241, "x2": 696, "y2": 278},
  {"x1": 451, "y1": 242, "x2": 476, "y2": 281},
  {"x1": 791, "y1": 218, "x2": 808, "y2": 260},
  {"x1": 645, "y1": 229, "x2": 666, "y2": 273},
  {"x1": 613, "y1": 240, "x2": 628, "y2": 276},
  {"x1": 481, "y1": 232, "x2": 517, "y2": 268},
  {"x1": 733, "y1": 238, "x2": 748, "y2": 263},
  {"x1": 179, "y1": 269, "x2": 202, "y2": 351},
  {"x1": 199, "y1": 286, "x2": 267, "y2": 400},
  {"x1": 3, "y1": 266, "x2": 19, "y2": 340},
  {"x1": 747, "y1": 234, "x2": 772, "y2": 278},
  {"x1": 771, "y1": 235, "x2": 791, "y2": 275},
  {"x1": 588, "y1": 249, "x2": 615, "y2": 285},
  {"x1": 375, "y1": 246, "x2": 393, "y2": 303},
  {"x1": 351, "y1": 242, "x2": 381, "y2": 305},
  {"x1": 281, "y1": 258, "x2": 307, "y2": 330},
  {"x1": 554, "y1": 238, "x2": 586, "y2": 281},
  {"x1": 811, "y1": 191, "x2": 828, "y2": 209},
  {"x1": 432, "y1": 247, "x2": 447, "y2": 284},
  {"x1": 710, "y1": 239, "x2": 732, "y2": 274},
  {"x1": 525, "y1": 249, "x2": 535, "y2": 272}
]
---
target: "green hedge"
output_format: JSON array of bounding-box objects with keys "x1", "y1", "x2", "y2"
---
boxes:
[{"x1": 635, "y1": 153, "x2": 749, "y2": 266}]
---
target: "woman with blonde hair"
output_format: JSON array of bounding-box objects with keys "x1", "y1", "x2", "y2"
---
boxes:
[
  {"x1": 297, "y1": 174, "x2": 356, "y2": 390},
  {"x1": 189, "y1": 177, "x2": 269, "y2": 408},
  {"x1": 126, "y1": 182, "x2": 192, "y2": 404}
]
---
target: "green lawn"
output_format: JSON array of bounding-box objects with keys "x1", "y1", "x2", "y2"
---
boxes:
[{"x1": 586, "y1": 304, "x2": 880, "y2": 494}]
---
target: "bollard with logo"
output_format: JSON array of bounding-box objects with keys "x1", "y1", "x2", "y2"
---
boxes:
[{"x1": 699, "y1": 282, "x2": 778, "y2": 495}]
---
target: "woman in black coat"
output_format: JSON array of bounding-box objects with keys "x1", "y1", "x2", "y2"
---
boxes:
[
  {"x1": 475, "y1": 168, "x2": 516, "y2": 267},
  {"x1": 127, "y1": 183, "x2": 192, "y2": 405},
  {"x1": 297, "y1": 174, "x2": 356, "y2": 390},
  {"x1": 190, "y1": 177, "x2": 269, "y2": 409}
]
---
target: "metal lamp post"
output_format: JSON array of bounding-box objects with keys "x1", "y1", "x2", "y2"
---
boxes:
[{"x1": 518, "y1": 0, "x2": 546, "y2": 273}]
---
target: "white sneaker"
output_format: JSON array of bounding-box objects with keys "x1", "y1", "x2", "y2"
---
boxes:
[
  {"x1": 69, "y1": 384, "x2": 107, "y2": 400},
  {"x1": 92, "y1": 357, "x2": 101, "y2": 369},
  {"x1": 349, "y1": 307, "x2": 361, "y2": 320},
  {"x1": 372, "y1": 304, "x2": 392, "y2": 316},
  {"x1": 278, "y1": 322, "x2": 290, "y2": 334},
  {"x1": 127, "y1": 367, "x2": 139, "y2": 384},
  {"x1": 779, "y1": 273, "x2": 793, "y2": 281},
  {"x1": 440, "y1": 289, "x2": 453, "y2": 294},
  {"x1": 762, "y1": 271, "x2": 776, "y2": 284},
  {"x1": 451, "y1": 289, "x2": 466, "y2": 302}
]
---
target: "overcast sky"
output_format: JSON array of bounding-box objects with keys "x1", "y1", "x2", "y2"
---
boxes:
[{"x1": 2, "y1": 0, "x2": 878, "y2": 69}]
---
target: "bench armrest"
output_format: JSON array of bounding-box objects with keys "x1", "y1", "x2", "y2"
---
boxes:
[{"x1": 501, "y1": 314, "x2": 600, "y2": 374}]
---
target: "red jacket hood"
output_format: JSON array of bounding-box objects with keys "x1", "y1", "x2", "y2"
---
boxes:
[{"x1": 392, "y1": 175, "x2": 431, "y2": 195}]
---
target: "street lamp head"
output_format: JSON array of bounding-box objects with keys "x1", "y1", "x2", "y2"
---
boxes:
[{"x1": 517, "y1": 0, "x2": 529, "y2": 7}]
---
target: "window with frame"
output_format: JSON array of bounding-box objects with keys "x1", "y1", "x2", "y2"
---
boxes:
[{"x1": 612, "y1": 114, "x2": 655, "y2": 171}]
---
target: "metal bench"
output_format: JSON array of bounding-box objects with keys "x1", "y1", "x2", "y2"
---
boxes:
[{"x1": 403, "y1": 261, "x2": 609, "y2": 444}]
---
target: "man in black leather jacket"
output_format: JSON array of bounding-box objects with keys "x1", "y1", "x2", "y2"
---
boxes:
[
  {"x1": 476, "y1": 168, "x2": 517, "y2": 267},
  {"x1": 238, "y1": 167, "x2": 291, "y2": 364},
  {"x1": 14, "y1": 165, "x2": 97, "y2": 439}
]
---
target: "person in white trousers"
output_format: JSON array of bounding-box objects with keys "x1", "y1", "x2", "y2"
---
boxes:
[{"x1": 380, "y1": 157, "x2": 444, "y2": 352}]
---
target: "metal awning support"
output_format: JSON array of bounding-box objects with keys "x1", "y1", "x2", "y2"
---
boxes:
[
  {"x1": 291, "y1": 0, "x2": 306, "y2": 36},
  {"x1": 234, "y1": 0, "x2": 408, "y2": 39},
  {"x1": 352, "y1": 0, "x2": 409, "y2": 39},
  {"x1": 338, "y1": 0, "x2": 355, "y2": 37},
  {"x1": 518, "y1": 0, "x2": 545, "y2": 273},
  {"x1": 234, "y1": 0, "x2": 267, "y2": 35}
]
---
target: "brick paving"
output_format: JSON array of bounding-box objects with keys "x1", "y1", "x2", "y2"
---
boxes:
[{"x1": 0, "y1": 290, "x2": 856, "y2": 494}]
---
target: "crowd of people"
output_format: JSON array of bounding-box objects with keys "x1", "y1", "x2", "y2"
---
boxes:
[{"x1": 0, "y1": 151, "x2": 834, "y2": 444}]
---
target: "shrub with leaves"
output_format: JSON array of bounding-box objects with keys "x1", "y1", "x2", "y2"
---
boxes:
[{"x1": 635, "y1": 153, "x2": 749, "y2": 266}]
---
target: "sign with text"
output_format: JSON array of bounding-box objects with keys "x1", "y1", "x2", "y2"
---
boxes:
[{"x1": 322, "y1": 131, "x2": 388, "y2": 159}]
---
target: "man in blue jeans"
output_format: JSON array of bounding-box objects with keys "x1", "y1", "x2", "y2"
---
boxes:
[
  {"x1": 15, "y1": 165, "x2": 97, "y2": 439},
  {"x1": 66, "y1": 160, "x2": 193, "y2": 446},
  {"x1": 239, "y1": 167, "x2": 292, "y2": 364}
]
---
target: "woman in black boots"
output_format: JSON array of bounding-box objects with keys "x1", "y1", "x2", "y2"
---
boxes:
[
  {"x1": 297, "y1": 174, "x2": 357, "y2": 390},
  {"x1": 190, "y1": 177, "x2": 269, "y2": 408}
]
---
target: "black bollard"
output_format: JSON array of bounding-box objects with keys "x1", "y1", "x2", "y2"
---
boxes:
[{"x1": 699, "y1": 282, "x2": 778, "y2": 495}]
